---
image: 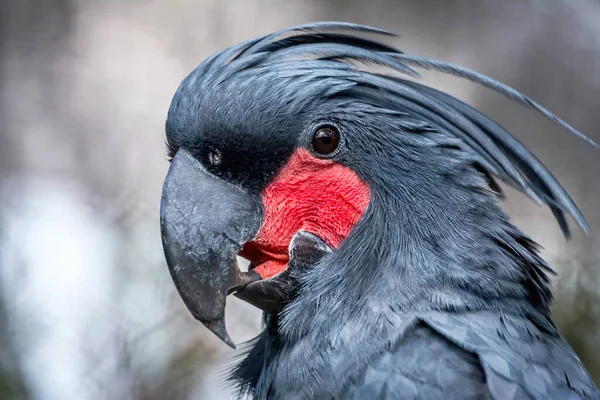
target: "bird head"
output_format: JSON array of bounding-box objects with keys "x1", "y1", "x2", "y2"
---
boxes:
[{"x1": 160, "y1": 22, "x2": 597, "y2": 348}]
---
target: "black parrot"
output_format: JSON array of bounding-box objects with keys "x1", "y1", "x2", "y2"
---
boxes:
[{"x1": 160, "y1": 22, "x2": 600, "y2": 399}]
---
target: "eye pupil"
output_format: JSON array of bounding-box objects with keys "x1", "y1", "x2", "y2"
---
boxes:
[{"x1": 312, "y1": 126, "x2": 340, "y2": 155}]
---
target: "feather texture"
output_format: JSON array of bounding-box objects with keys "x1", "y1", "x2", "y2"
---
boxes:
[
  {"x1": 176, "y1": 21, "x2": 596, "y2": 236},
  {"x1": 165, "y1": 22, "x2": 600, "y2": 399}
]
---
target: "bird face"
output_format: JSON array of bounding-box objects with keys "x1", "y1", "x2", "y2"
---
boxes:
[{"x1": 161, "y1": 90, "x2": 371, "y2": 347}]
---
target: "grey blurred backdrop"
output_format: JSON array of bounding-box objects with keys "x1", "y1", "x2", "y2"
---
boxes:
[{"x1": 0, "y1": 0, "x2": 599, "y2": 399}]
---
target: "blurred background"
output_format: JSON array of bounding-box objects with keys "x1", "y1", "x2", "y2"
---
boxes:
[{"x1": 0, "y1": 0, "x2": 599, "y2": 399}]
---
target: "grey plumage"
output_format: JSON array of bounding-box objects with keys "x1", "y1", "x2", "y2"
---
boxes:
[{"x1": 165, "y1": 22, "x2": 599, "y2": 399}]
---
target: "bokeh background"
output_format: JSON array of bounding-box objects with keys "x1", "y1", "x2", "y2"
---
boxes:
[{"x1": 0, "y1": 0, "x2": 599, "y2": 399}]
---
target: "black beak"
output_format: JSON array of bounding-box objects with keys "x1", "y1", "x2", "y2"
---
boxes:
[{"x1": 160, "y1": 149, "x2": 262, "y2": 348}]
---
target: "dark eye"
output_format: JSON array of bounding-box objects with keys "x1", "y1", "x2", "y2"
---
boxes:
[{"x1": 312, "y1": 126, "x2": 340, "y2": 155}]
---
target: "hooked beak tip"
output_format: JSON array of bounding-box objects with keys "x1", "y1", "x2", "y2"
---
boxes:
[{"x1": 203, "y1": 319, "x2": 236, "y2": 349}]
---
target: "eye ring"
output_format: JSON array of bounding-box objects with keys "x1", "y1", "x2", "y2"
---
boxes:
[{"x1": 311, "y1": 125, "x2": 340, "y2": 156}]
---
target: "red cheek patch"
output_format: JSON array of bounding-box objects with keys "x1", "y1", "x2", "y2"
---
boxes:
[{"x1": 239, "y1": 148, "x2": 370, "y2": 279}]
